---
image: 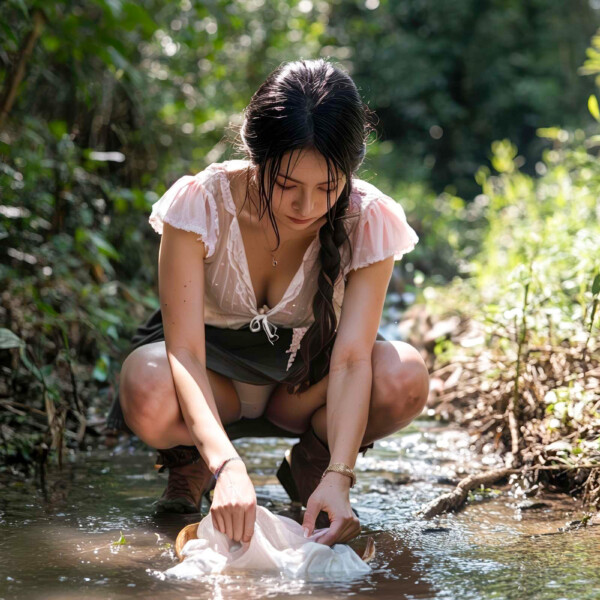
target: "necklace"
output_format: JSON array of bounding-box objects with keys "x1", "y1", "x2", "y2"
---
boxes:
[
  {"x1": 243, "y1": 169, "x2": 288, "y2": 267},
  {"x1": 259, "y1": 219, "x2": 282, "y2": 268}
]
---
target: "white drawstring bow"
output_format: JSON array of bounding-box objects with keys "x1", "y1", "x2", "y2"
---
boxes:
[{"x1": 249, "y1": 312, "x2": 279, "y2": 345}]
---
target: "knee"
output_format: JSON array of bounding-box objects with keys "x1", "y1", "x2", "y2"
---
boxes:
[
  {"x1": 119, "y1": 349, "x2": 174, "y2": 425},
  {"x1": 372, "y1": 346, "x2": 429, "y2": 423}
]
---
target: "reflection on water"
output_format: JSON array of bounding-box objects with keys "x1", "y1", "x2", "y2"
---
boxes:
[{"x1": 1, "y1": 421, "x2": 599, "y2": 599}]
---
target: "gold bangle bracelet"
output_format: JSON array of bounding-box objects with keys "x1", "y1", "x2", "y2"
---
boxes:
[{"x1": 320, "y1": 463, "x2": 356, "y2": 488}]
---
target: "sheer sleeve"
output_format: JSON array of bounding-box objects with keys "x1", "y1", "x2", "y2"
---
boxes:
[
  {"x1": 345, "y1": 194, "x2": 419, "y2": 274},
  {"x1": 148, "y1": 174, "x2": 220, "y2": 258}
]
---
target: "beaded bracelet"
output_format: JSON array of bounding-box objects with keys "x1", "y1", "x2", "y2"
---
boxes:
[{"x1": 214, "y1": 456, "x2": 243, "y2": 480}]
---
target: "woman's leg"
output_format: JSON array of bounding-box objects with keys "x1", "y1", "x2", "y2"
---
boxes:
[
  {"x1": 118, "y1": 340, "x2": 242, "y2": 449},
  {"x1": 264, "y1": 340, "x2": 430, "y2": 444}
]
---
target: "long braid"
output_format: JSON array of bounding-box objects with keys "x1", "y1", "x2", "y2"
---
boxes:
[{"x1": 286, "y1": 185, "x2": 352, "y2": 394}]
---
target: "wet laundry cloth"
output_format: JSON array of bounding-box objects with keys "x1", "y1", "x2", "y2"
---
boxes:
[{"x1": 164, "y1": 505, "x2": 371, "y2": 580}]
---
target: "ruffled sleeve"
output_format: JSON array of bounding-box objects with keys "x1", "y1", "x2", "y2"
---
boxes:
[
  {"x1": 148, "y1": 174, "x2": 220, "y2": 258},
  {"x1": 345, "y1": 194, "x2": 419, "y2": 274}
]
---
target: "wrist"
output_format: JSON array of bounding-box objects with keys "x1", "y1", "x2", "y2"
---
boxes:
[
  {"x1": 321, "y1": 470, "x2": 353, "y2": 489},
  {"x1": 321, "y1": 462, "x2": 356, "y2": 488},
  {"x1": 211, "y1": 455, "x2": 245, "y2": 476}
]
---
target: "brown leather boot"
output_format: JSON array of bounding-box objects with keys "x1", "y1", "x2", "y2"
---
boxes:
[
  {"x1": 276, "y1": 428, "x2": 374, "y2": 527},
  {"x1": 153, "y1": 445, "x2": 215, "y2": 514}
]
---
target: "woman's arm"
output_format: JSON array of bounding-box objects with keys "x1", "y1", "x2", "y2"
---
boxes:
[
  {"x1": 158, "y1": 222, "x2": 239, "y2": 473},
  {"x1": 302, "y1": 255, "x2": 395, "y2": 544},
  {"x1": 159, "y1": 222, "x2": 257, "y2": 544},
  {"x1": 326, "y1": 255, "x2": 394, "y2": 467}
]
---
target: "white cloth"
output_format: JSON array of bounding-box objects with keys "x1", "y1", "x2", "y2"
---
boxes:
[
  {"x1": 164, "y1": 505, "x2": 371, "y2": 580},
  {"x1": 148, "y1": 160, "x2": 419, "y2": 370}
]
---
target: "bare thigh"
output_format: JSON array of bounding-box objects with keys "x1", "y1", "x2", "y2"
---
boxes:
[
  {"x1": 118, "y1": 341, "x2": 242, "y2": 448},
  {"x1": 263, "y1": 340, "x2": 427, "y2": 435},
  {"x1": 263, "y1": 372, "x2": 329, "y2": 434}
]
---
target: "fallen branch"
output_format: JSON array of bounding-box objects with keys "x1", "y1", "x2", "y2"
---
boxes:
[
  {"x1": 416, "y1": 464, "x2": 600, "y2": 519},
  {"x1": 416, "y1": 467, "x2": 514, "y2": 519}
]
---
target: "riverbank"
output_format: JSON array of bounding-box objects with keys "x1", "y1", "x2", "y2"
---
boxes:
[{"x1": 395, "y1": 292, "x2": 600, "y2": 513}]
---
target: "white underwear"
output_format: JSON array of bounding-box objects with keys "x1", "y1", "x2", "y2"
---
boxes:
[{"x1": 231, "y1": 380, "x2": 278, "y2": 419}]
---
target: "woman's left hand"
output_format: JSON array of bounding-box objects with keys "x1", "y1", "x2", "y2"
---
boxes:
[{"x1": 301, "y1": 471, "x2": 360, "y2": 546}]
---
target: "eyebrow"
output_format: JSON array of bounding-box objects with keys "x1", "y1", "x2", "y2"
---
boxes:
[{"x1": 276, "y1": 172, "x2": 337, "y2": 186}]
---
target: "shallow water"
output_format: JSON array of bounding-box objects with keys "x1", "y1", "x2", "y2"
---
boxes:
[{"x1": 1, "y1": 421, "x2": 599, "y2": 600}]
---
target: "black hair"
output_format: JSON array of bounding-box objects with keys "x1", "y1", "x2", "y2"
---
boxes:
[{"x1": 230, "y1": 58, "x2": 376, "y2": 393}]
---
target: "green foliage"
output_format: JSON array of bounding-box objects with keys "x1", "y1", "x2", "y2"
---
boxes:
[
  {"x1": 341, "y1": 2, "x2": 600, "y2": 197},
  {"x1": 1, "y1": 1, "x2": 599, "y2": 472},
  {"x1": 467, "y1": 485, "x2": 502, "y2": 502},
  {"x1": 427, "y1": 124, "x2": 599, "y2": 362},
  {"x1": 424, "y1": 65, "x2": 600, "y2": 469},
  {"x1": 0, "y1": 0, "x2": 346, "y2": 471},
  {"x1": 470, "y1": 130, "x2": 599, "y2": 351},
  {"x1": 0, "y1": 430, "x2": 44, "y2": 469},
  {"x1": 588, "y1": 95, "x2": 600, "y2": 122}
]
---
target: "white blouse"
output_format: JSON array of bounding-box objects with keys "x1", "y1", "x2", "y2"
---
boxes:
[{"x1": 148, "y1": 160, "x2": 419, "y2": 371}]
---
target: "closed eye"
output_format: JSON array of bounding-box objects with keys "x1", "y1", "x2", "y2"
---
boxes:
[{"x1": 276, "y1": 182, "x2": 335, "y2": 192}]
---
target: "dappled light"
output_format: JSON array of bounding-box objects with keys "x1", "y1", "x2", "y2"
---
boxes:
[{"x1": 1, "y1": 1, "x2": 599, "y2": 598}]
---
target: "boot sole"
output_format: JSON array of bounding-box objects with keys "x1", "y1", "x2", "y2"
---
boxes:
[
  {"x1": 154, "y1": 487, "x2": 214, "y2": 514},
  {"x1": 154, "y1": 498, "x2": 199, "y2": 514}
]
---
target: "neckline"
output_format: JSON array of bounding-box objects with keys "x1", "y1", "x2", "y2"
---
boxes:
[{"x1": 213, "y1": 161, "x2": 320, "y2": 316}]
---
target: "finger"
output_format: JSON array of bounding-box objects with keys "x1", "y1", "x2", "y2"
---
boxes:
[
  {"x1": 310, "y1": 527, "x2": 329, "y2": 542},
  {"x1": 332, "y1": 515, "x2": 360, "y2": 544},
  {"x1": 313, "y1": 524, "x2": 346, "y2": 544},
  {"x1": 301, "y1": 498, "x2": 321, "y2": 537},
  {"x1": 232, "y1": 504, "x2": 244, "y2": 543},
  {"x1": 325, "y1": 522, "x2": 352, "y2": 544},
  {"x1": 314, "y1": 520, "x2": 347, "y2": 546},
  {"x1": 243, "y1": 503, "x2": 256, "y2": 543},
  {"x1": 212, "y1": 509, "x2": 225, "y2": 535},
  {"x1": 224, "y1": 510, "x2": 234, "y2": 541}
]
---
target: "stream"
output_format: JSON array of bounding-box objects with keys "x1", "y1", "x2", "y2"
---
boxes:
[
  {"x1": 2, "y1": 291, "x2": 600, "y2": 599},
  {"x1": 2, "y1": 419, "x2": 600, "y2": 600}
]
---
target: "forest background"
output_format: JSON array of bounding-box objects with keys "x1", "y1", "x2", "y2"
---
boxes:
[{"x1": 1, "y1": 0, "x2": 599, "y2": 506}]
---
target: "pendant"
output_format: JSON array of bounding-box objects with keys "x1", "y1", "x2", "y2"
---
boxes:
[{"x1": 272, "y1": 256, "x2": 278, "y2": 267}]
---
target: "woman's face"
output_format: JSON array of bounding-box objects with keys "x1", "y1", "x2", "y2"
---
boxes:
[{"x1": 259, "y1": 149, "x2": 347, "y2": 234}]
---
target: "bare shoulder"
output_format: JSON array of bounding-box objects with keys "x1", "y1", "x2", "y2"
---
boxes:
[{"x1": 161, "y1": 221, "x2": 210, "y2": 260}]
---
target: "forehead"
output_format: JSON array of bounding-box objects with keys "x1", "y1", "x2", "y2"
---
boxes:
[{"x1": 277, "y1": 149, "x2": 343, "y2": 183}]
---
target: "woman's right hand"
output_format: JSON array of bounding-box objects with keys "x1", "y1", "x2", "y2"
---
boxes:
[{"x1": 210, "y1": 459, "x2": 256, "y2": 543}]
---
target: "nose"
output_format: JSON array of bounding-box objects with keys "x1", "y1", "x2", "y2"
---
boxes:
[{"x1": 293, "y1": 190, "x2": 315, "y2": 217}]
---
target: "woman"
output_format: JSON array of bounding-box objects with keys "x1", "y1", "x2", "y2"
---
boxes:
[{"x1": 106, "y1": 58, "x2": 429, "y2": 548}]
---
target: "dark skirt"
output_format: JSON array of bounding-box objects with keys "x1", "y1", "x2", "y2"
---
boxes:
[{"x1": 105, "y1": 306, "x2": 384, "y2": 444}]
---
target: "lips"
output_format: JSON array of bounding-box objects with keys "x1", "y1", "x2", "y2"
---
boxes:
[{"x1": 288, "y1": 216, "x2": 313, "y2": 224}]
